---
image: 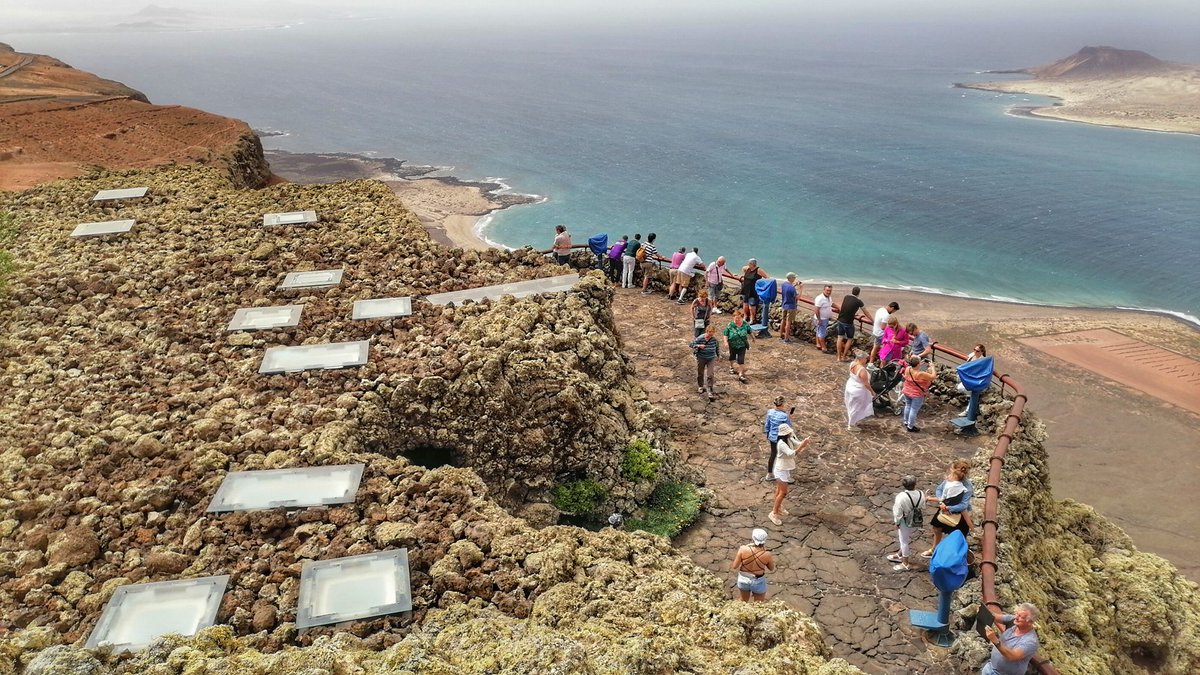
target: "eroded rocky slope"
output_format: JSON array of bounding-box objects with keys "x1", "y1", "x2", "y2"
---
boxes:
[{"x1": 0, "y1": 166, "x2": 856, "y2": 673}]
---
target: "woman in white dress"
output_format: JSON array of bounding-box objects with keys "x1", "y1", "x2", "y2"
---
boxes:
[{"x1": 844, "y1": 350, "x2": 875, "y2": 431}]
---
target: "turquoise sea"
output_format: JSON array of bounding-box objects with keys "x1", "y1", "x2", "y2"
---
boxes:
[{"x1": 9, "y1": 17, "x2": 1200, "y2": 323}]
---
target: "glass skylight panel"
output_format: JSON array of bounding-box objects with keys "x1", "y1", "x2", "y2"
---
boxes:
[
  {"x1": 263, "y1": 210, "x2": 318, "y2": 226},
  {"x1": 71, "y1": 219, "x2": 136, "y2": 238},
  {"x1": 424, "y1": 273, "x2": 578, "y2": 305},
  {"x1": 258, "y1": 340, "x2": 369, "y2": 374},
  {"x1": 92, "y1": 187, "x2": 148, "y2": 201},
  {"x1": 226, "y1": 305, "x2": 304, "y2": 331},
  {"x1": 352, "y1": 296, "x2": 413, "y2": 320},
  {"x1": 85, "y1": 576, "x2": 229, "y2": 653},
  {"x1": 206, "y1": 464, "x2": 365, "y2": 512},
  {"x1": 279, "y1": 269, "x2": 343, "y2": 289},
  {"x1": 297, "y1": 550, "x2": 411, "y2": 630}
]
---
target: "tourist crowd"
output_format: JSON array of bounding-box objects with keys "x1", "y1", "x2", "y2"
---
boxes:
[{"x1": 552, "y1": 225, "x2": 1026, "y2": 672}]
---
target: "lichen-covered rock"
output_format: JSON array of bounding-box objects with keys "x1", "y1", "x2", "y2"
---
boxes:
[
  {"x1": 0, "y1": 166, "x2": 851, "y2": 672},
  {"x1": 961, "y1": 405, "x2": 1200, "y2": 674}
]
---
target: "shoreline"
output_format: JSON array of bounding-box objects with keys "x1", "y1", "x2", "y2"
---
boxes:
[{"x1": 955, "y1": 70, "x2": 1200, "y2": 136}]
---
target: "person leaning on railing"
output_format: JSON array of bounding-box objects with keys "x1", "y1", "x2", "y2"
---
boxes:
[{"x1": 982, "y1": 603, "x2": 1040, "y2": 675}]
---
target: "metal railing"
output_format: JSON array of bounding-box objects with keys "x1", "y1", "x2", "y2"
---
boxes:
[{"x1": 547, "y1": 243, "x2": 1057, "y2": 673}]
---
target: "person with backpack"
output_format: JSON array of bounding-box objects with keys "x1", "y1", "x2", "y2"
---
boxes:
[
  {"x1": 888, "y1": 475, "x2": 927, "y2": 571},
  {"x1": 638, "y1": 232, "x2": 659, "y2": 293},
  {"x1": 621, "y1": 234, "x2": 641, "y2": 288}
]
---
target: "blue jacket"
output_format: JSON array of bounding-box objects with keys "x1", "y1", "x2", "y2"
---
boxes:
[{"x1": 763, "y1": 408, "x2": 790, "y2": 441}]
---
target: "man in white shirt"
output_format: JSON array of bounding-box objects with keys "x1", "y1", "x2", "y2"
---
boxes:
[
  {"x1": 870, "y1": 301, "x2": 900, "y2": 363},
  {"x1": 705, "y1": 256, "x2": 729, "y2": 313},
  {"x1": 675, "y1": 248, "x2": 703, "y2": 303},
  {"x1": 813, "y1": 284, "x2": 834, "y2": 353}
]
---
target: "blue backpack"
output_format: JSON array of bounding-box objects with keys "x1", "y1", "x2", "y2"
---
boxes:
[
  {"x1": 755, "y1": 277, "x2": 778, "y2": 303},
  {"x1": 929, "y1": 530, "x2": 969, "y2": 592}
]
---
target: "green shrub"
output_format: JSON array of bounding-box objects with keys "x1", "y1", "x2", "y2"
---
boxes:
[
  {"x1": 551, "y1": 479, "x2": 608, "y2": 516},
  {"x1": 628, "y1": 481, "x2": 702, "y2": 539},
  {"x1": 621, "y1": 439, "x2": 661, "y2": 481}
]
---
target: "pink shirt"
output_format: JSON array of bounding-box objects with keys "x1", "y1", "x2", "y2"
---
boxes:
[
  {"x1": 705, "y1": 262, "x2": 727, "y2": 285},
  {"x1": 553, "y1": 231, "x2": 571, "y2": 254},
  {"x1": 670, "y1": 251, "x2": 686, "y2": 270}
]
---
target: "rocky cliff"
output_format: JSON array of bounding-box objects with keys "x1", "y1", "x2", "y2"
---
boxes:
[
  {"x1": 0, "y1": 165, "x2": 857, "y2": 673},
  {"x1": 0, "y1": 44, "x2": 270, "y2": 191},
  {"x1": 1024, "y1": 46, "x2": 1171, "y2": 79}
]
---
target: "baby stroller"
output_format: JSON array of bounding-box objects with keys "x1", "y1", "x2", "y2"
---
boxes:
[{"x1": 869, "y1": 360, "x2": 906, "y2": 415}]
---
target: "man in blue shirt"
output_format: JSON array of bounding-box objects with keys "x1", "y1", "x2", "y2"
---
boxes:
[
  {"x1": 762, "y1": 396, "x2": 793, "y2": 482},
  {"x1": 780, "y1": 273, "x2": 800, "y2": 343},
  {"x1": 982, "y1": 603, "x2": 1040, "y2": 675},
  {"x1": 908, "y1": 323, "x2": 932, "y2": 359}
]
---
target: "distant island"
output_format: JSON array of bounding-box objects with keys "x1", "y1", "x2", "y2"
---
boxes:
[{"x1": 958, "y1": 46, "x2": 1200, "y2": 135}]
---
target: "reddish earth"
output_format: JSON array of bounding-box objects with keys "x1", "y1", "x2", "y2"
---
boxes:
[{"x1": 0, "y1": 43, "x2": 268, "y2": 191}]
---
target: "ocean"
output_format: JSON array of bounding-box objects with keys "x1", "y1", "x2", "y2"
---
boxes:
[{"x1": 10, "y1": 16, "x2": 1200, "y2": 323}]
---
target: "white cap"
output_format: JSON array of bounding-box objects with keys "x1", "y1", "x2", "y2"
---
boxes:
[{"x1": 752, "y1": 528, "x2": 768, "y2": 545}]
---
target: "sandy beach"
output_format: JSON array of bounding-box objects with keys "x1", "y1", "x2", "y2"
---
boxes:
[{"x1": 960, "y1": 66, "x2": 1200, "y2": 135}]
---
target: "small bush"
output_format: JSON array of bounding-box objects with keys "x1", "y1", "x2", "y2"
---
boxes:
[
  {"x1": 621, "y1": 439, "x2": 661, "y2": 481},
  {"x1": 551, "y1": 479, "x2": 608, "y2": 516},
  {"x1": 628, "y1": 481, "x2": 702, "y2": 539}
]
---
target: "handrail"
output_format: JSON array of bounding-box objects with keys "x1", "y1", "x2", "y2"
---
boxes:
[{"x1": 546, "y1": 240, "x2": 1055, "y2": 671}]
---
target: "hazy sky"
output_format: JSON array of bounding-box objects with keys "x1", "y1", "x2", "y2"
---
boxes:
[{"x1": 3, "y1": 0, "x2": 1200, "y2": 61}]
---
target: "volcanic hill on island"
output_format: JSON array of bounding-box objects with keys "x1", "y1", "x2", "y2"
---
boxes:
[
  {"x1": 1, "y1": 43, "x2": 1199, "y2": 674},
  {"x1": 960, "y1": 46, "x2": 1200, "y2": 135}
]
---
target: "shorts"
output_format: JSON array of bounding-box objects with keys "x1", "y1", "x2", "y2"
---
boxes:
[
  {"x1": 728, "y1": 346, "x2": 747, "y2": 364},
  {"x1": 781, "y1": 309, "x2": 797, "y2": 323},
  {"x1": 836, "y1": 321, "x2": 855, "y2": 339},
  {"x1": 743, "y1": 295, "x2": 760, "y2": 307},
  {"x1": 676, "y1": 271, "x2": 694, "y2": 285},
  {"x1": 736, "y1": 572, "x2": 768, "y2": 595},
  {"x1": 815, "y1": 318, "x2": 829, "y2": 338},
  {"x1": 873, "y1": 334, "x2": 884, "y2": 346},
  {"x1": 555, "y1": 253, "x2": 571, "y2": 265},
  {"x1": 930, "y1": 510, "x2": 971, "y2": 536},
  {"x1": 773, "y1": 467, "x2": 792, "y2": 483},
  {"x1": 640, "y1": 260, "x2": 655, "y2": 271}
]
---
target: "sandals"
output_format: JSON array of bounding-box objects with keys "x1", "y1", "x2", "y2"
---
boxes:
[
  {"x1": 738, "y1": 375, "x2": 748, "y2": 384},
  {"x1": 886, "y1": 553, "x2": 903, "y2": 563},
  {"x1": 768, "y1": 512, "x2": 782, "y2": 525},
  {"x1": 920, "y1": 548, "x2": 934, "y2": 558},
  {"x1": 729, "y1": 367, "x2": 737, "y2": 375},
  {"x1": 892, "y1": 562, "x2": 913, "y2": 571}
]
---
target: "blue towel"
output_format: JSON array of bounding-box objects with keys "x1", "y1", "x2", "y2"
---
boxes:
[{"x1": 755, "y1": 277, "x2": 777, "y2": 303}]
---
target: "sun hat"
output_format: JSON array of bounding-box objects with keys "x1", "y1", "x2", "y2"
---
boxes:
[
  {"x1": 752, "y1": 528, "x2": 768, "y2": 545},
  {"x1": 777, "y1": 423, "x2": 794, "y2": 437}
]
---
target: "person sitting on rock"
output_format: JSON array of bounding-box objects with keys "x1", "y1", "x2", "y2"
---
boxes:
[{"x1": 730, "y1": 528, "x2": 776, "y2": 602}]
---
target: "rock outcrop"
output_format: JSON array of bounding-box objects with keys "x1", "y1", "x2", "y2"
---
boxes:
[
  {"x1": 0, "y1": 165, "x2": 854, "y2": 672},
  {"x1": 1024, "y1": 46, "x2": 1171, "y2": 79}
]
